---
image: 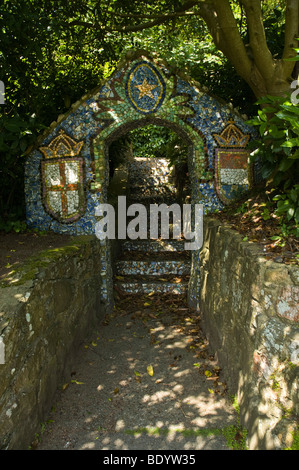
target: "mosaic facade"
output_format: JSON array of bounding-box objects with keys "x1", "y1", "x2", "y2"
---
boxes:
[{"x1": 25, "y1": 51, "x2": 256, "y2": 307}]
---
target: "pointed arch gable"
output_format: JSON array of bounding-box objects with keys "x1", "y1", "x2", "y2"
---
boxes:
[
  {"x1": 25, "y1": 50, "x2": 255, "y2": 236},
  {"x1": 24, "y1": 50, "x2": 256, "y2": 308}
]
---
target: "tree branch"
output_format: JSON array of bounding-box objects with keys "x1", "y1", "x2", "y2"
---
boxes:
[
  {"x1": 281, "y1": 0, "x2": 299, "y2": 78},
  {"x1": 102, "y1": 0, "x2": 200, "y2": 20},
  {"x1": 102, "y1": 10, "x2": 199, "y2": 20},
  {"x1": 197, "y1": 3, "x2": 228, "y2": 54},
  {"x1": 206, "y1": 0, "x2": 252, "y2": 81},
  {"x1": 239, "y1": 0, "x2": 274, "y2": 83},
  {"x1": 69, "y1": 0, "x2": 201, "y2": 33}
]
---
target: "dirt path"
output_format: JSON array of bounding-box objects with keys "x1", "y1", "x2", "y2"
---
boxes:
[{"x1": 35, "y1": 293, "x2": 240, "y2": 451}]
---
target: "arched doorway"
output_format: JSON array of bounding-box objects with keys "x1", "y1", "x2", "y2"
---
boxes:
[{"x1": 93, "y1": 116, "x2": 204, "y2": 310}]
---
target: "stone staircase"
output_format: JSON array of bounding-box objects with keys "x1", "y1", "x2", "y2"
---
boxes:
[{"x1": 113, "y1": 157, "x2": 191, "y2": 296}]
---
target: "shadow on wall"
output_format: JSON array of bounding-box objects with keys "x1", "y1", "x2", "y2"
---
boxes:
[{"x1": 199, "y1": 218, "x2": 299, "y2": 450}]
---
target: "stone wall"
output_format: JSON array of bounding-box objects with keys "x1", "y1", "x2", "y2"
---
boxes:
[
  {"x1": 200, "y1": 217, "x2": 299, "y2": 450},
  {"x1": 0, "y1": 236, "x2": 105, "y2": 450}
]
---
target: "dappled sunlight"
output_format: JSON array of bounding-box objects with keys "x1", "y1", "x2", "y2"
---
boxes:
[{"x1": 36, "y1": 293, "x2": 237, "y2": 450}]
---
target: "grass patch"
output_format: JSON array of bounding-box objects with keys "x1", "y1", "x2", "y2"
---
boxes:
[{"x1": 124, "y1": 425, "x2": 247, "y2": 450}]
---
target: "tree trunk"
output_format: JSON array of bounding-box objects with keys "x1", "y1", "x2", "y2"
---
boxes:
[{"x1": 198, "y1": 0, "x2": 298, "y2": 99}]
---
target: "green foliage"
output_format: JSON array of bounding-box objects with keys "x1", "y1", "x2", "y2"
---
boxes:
[
  {"x1": 273, "y1": 185, "x2": 299, "y2": 225},
  {"x1": 222, "y1": 425, "x2": 247, "y2": 451},
  {"x1": 108, "y1": 125, "x2": 189, "y2": 200},
  {"x1": 129, "y1": 125, "x2": 173, "y2": 159},
  {"x1": 285, "y1": 429, "x2": 299, "y2": 450},
  {"x1": 247, "y1": 95, "x2": 299, "y2": 227},
  {"x1": 109, "y1": 125, "x2": 189, "y2": 197},
  {"x1": 0, "y1": 0, "x2": 115, "y2": 228},
  {"x1": 129, "y1": 125, "x2": 188, "y2": 162},
  {"x1": 0, "y1": 112, "x2": 44, "y2": 225},
  {"x1": 0, "y1": 0, "x2": 293, "y2": 230},
  {"x1": 0, "y1": 216, "x2": 27, "y2": 234}
]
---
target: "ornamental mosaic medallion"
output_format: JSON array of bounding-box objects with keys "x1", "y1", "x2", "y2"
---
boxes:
[
  {"x1": 213, "y1": 120, "x2": 252, "y2": 205},
  {"x1": 125, "y1": 60, "x2": 166, "y2": 114},
  {"x1": 40, "y1": 130, "x2": 86, "y2": 223}
]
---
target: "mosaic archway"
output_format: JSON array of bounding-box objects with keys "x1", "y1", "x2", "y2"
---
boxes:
[
  {"x1": 25, "y1": 51, "x2": 256, "y2": 308},
  {"x1": 94, "y1": 115, "x2": 204, "y2": 308}
]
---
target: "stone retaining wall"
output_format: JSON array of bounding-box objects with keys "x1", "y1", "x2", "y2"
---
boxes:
[
  {"x1": 0, "y1": 236, "x2": 104, "y2": 450},
  {"x1": 200, "y1": 217, "x2": 299, "y2": 450},
  {"x1": 1, "y1": 219, "x2": 298, "y2": 450}
]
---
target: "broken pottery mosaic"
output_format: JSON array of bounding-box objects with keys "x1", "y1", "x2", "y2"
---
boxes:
[{"x1": 25, "y1": 51, "x2": 256, "y2": 308}]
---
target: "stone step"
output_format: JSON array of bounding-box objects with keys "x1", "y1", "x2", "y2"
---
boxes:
[
  {"x1": 127, "y1": 196, "x2": 178, "y2": 207},
  {"x1": 118, "y1": 251, "x2": 190, "y2": 261},
  {"x1": 113, "y1": 181, "x2": 191, "y2": 296},
  {"x1": 129, "y1": 185, "x2": 176, "y2": 195},
  {"x1": 114, "y1": 276, "x2": 189, "y2": 295},
  {"x1": 115, "y1": 259, "x2": 191, "y2": 277},
  {"x1": 121, "y1": 239, "x2": 187, "y2": 253}
]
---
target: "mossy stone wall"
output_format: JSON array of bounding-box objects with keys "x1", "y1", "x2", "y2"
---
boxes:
[
  {"x1": 200, "y1": 217, "x2": 299, "y2": 450},
  {"x1": 0, "y1": 237, "x2": 105, "y2": 450}
]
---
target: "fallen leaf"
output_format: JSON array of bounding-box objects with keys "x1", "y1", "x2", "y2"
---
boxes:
[
  {"x1": 147, "y1": 365, "x2": 154, "y2": 376},
  {"x1": 91, "y1": 341, "x2": 97, "y2": 347},
  {"x1": 62, "y1": 383, "x2": 69, "y2": 391},
  {"x1": 150, "y1": 334, "x2": 157, "y2": 344},
  {"x1": 114, "y1": 387, "x2": 119, "y2": 394},
  {"x1": 134, "y1": 370, "x2": 141, "y2": 377},
  {"x1": 235, "y1": 431, "x2": 243, "y2": 443},
  {"x1": 71, "y1": 379, "x2": 84, "y2": 385},
  {"x1": 205, "y1": 370, "x2": 213, "y2": 377}
]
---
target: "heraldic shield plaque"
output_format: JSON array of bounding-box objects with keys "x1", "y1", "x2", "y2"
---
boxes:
[
  {"x1": 40, "y1": 130, "x2": 86, "y2": 223},
  {"x1": 213, "y1": 120, "x2": 252, "y2": 205}
]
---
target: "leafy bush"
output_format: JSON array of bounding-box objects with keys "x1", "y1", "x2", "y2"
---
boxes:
[
  {"x1": 247, "y1": 94, "x2": 299, "y2": 227},
  {"x1": 0, "y1": 112, "x2": 44, "y2": 229}
]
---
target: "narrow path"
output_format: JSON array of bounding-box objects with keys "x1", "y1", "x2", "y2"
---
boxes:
[{"x1": 35, "y1": 293, "x2": 239, "y2": 451}]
